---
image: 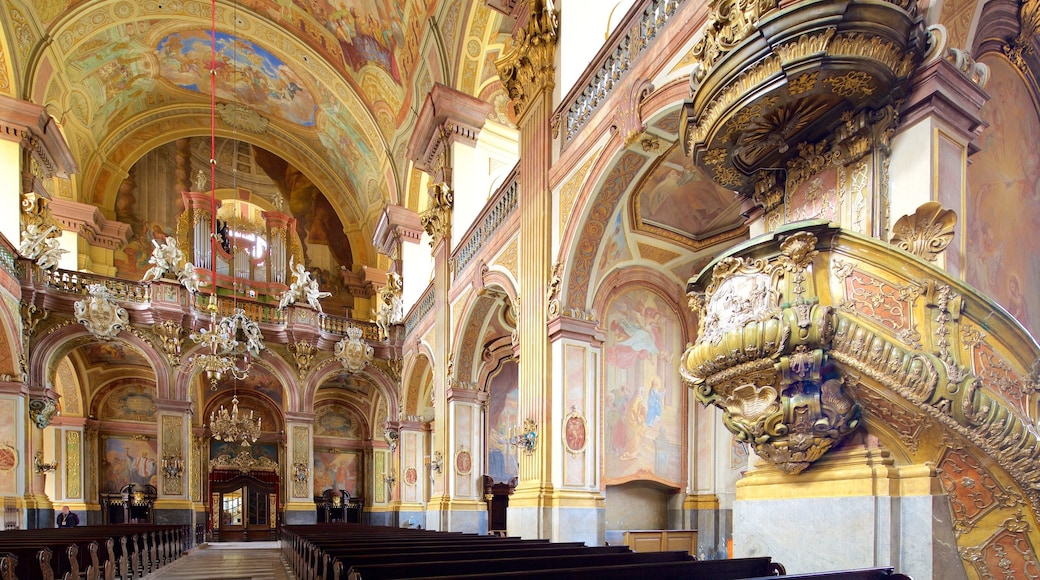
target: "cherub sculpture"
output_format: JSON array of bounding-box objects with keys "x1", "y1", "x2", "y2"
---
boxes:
[
  {"x1": 19, "y1": 223, "x2": 67, "y2": 270},
  {"x1": 279, "y1": 258, "x2": 332, "y2": 313}
]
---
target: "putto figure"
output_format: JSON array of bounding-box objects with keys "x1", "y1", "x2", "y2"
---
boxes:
[{"x1": 279, "y1": 258, "x2": 332, "y2": 313}]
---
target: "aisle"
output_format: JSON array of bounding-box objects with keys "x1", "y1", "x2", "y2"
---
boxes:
[{"x1": 143, "y1": 541, "x2": 295, "y2": 579}]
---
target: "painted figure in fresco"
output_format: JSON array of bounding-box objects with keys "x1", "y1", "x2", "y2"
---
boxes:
[
  {"x1": 127, "y1": 449, "x2": 157, "y2": 485},
  {"x1": 646, "y1": 376, "x2": 664, "y2": 430}
]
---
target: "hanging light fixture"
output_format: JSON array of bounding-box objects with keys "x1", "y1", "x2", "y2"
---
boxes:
[
  {"x1": 195, "y1": 0, "x2": 262, "y2": 449},
  {"x1": 209, "y1": 394, "x2": 261, "y2": 447}
]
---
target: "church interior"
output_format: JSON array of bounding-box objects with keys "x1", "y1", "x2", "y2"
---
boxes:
[{"x1": 0, "y1": 0, "x2": 1038, "y2": 577}]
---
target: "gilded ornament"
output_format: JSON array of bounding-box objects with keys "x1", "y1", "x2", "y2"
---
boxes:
[
  {"x1": 788, "y1": 73, "x2": 819, "y2": 96},
  {"x1": 495, "y1": 1, "x2": 559, "y2": 118},
  {"x1": 546, "y1": 261, "x2": 563, "y2": 319},
  {"x1": 335, "y1": 327, "x2": 374, "y2": 373},
  {"x1": 288, "y1": 340, "x2": 318, "y2": 379},
  {"x1": 151, "y1": 321, "x2": 185, "y2": 366},
  {"x1": 825, "y1": 71, "x2": 875, "y2": 97},
  {"x1": 74, "y1": 284, "x2": 129, "y2": 340},
  {"x1": 420, "y1": 184, "x2": 453, "y2": 247},
  {"x1": 889, "y1": 201, "x2": 957, "y2": 262}
]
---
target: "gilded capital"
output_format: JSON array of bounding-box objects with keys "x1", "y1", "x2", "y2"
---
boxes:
[
  {"x1": 420, "y1": 183, "x2": 453, "y2": 247},
  {"x1": 495, "y1": 1, "x2": 560, "y2": 119}
]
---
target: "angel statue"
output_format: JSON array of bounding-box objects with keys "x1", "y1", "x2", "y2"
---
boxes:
[
  {"x1": 18, "y1": 223, "x2": 68, "y2": 270},
  {"x1": 141, "y1": 238, "x2": 184, "y2": 282},
  {"x1": 279, "y1": 258, "x2": 332, "y2": 313},
  {"x1": 373, "y1": 272, "x2": 404, "y2": 341}
]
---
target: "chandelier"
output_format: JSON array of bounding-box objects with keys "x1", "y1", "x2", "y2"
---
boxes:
[
  {"x1": 189, "y1": 295, "x2": 265, "y2": 388},
  {"x1": 188, "y1": 2, "x2": 267, "y2": 392},
  {"x1": 210, "y1": 394, "x2": 261, "y2": 447}
]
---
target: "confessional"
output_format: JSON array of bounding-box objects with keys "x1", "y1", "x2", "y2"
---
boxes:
[{"x1": 100, "y1": 484, "x2": 157, "y2": 524}]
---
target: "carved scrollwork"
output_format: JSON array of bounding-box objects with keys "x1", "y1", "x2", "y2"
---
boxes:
[
  {"x1": 151, "y1": 320, "x2": 184, "y2": 367},
  {"x1": 420, "y1": 184, "x2": 453, "y2": 247},
  {"x1": 29, "y1": 397, "x2": 59, "y2": 429},
  {"x1": 494, "y1": 0, "x2": 559, "y2": 118},
  {"x1": 889, "y1": 201, "x2": 957, "y2": 262},
  {"x1": 288, "y1": 340, "x2": 318, "y2": 379},
  {"x1": 74, "y1": 284, "x2": 129, "y2": 340}
]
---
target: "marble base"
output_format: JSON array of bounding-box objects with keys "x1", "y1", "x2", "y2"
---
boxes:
[
  {"x1": 397, "y1": 511, "x2": 425, "y2": 529},
  {"x1": 425, "y1": 509, "x2": 486, "y2": 534},
  {"x1": 26, "y1": 507, "x2": 54, "y2": 529},
  {"x1": 283, "y1": 509, "x2": 317, "y2": 525},
  {"x1": 508, "y1": 505, "x2": 604, "y2": 544},
  {"x1": 735, "y1": 495, "x2": 965, "y2": 579},
  {"x1": 694, "y1": 508, "x2": 731, "y2": 560},
  {"x1": 154, "y1": 508, "x2": 193, "y2": 526},
  {"x1": 366, "y1": 511, "x2": 392, "y2": 527},
  {"x1": 554, "y1": 506, "x2": 604, "y2": 546}
]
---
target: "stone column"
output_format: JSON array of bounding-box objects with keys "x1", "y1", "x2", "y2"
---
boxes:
[
  {"x1": 0, "y1": 384, "x2": 26, "y2": 529},
  {"x1": 421, "y1": 220, "x2": 452, "y2": 531},
  {"x1": 283, "y1": 414, "x2": 315, "y2": 524},
  {"x1": 545, "y1": 315, "x2": 605, "y2": 544},
  {"x1": 890, "y1": 42, "x2": 989, "y2": 275},
  {"x1": 49, "y1": 416, "x2": 87, "y2": 526},
  {"x1": 442, "y1": 383, "x2": 488, "y2": 533},
  {"x1": 154, "y1": 399, "x2": 192, "y2": 525},
  {"x1": 495, "y1": 1, "x2": 559, "y2": 540},
  {"x1": 406, "y1": 82, "x2": 492, "y2": 532},
  {"x1": 394, "y1": 419, "x2": 429, "y2": 527},
  {"x1": 25, "y1": 388, "x2": 58, "y2": 528}
]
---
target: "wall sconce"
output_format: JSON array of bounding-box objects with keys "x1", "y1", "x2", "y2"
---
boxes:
[
  {"x1": 162, "y1": 454, "x2": 184, "y2": 479},
  {"x1": 508, "y1": 419, "x2": 538, "y2": 455},
  {"x1": 426, "y1": 451, "x2": 443, "y2": 474},
  {"x1": 292, "y1": 462, "x2": 309, "y2": 483},
  {"x1": 383, "y1": 469, "x2": 396, "y2": 490},
  {"x1": 33, "y1": 452, "x2": 57, "y2": 474}
]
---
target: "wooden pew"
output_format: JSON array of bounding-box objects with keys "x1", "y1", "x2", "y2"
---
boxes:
[
  {"x1": 346, "y1": 549, "x2": 695, "y2": 580},
  {"x1": 741, "y1": 567, "x2": 912, "y2": 579},
  {"x1": 399, "y1": 555, "x2": 785, "y2": 580},
  {"x1": 0, "y1": 523, "x2": 185, "y2": 579}
]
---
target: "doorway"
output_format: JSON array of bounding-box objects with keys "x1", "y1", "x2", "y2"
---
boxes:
[{"x1": 210, "y1": 471, "x2": 279, "y2": 541}]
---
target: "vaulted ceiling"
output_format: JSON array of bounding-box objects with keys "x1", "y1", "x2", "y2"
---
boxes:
[{"x1": 1, "y1": 0, "x2": 514, "y2": 266}]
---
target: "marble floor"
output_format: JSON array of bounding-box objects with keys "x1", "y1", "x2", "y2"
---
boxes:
[{"x1": 143, "y1": 541, "x2": 294, "y2": 579}]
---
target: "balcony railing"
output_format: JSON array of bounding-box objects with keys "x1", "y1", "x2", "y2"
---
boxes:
[
  {"x1": 405, "y1": 282, "x2": 436, "y2": 338},
  {"x1": 558, "y1": 0, "x2": 685, "y2": 147},
  {"x1": 452, "y1": 162, "x2": 520, "y2": 279},
  {"x1": 42, "y1": 269, "x2": 152, "y2": 303}
]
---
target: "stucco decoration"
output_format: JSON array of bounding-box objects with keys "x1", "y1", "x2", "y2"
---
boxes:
[
  {"x1": 74, "y1": 284, "x2": 129, "y2": 341},
  {"x1": 682, "y1": 231, "x2": 860, "y2": 473}
]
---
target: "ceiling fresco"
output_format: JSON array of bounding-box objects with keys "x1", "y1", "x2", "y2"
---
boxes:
[
  {"x1": 8, "y1": 0, "x2": 510, "y2": 264},
  {"x1": 157, "y1": 30, "x2": 317, "y2": 126},
  {"x1": 631, "y1": 143, "x2": 745, "y2": 245}
]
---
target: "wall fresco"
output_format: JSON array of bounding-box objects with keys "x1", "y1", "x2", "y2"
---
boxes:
[
  {"x1": 603, "y1": 287, "x2": 683, "y2": 485},
  {"x1": 103, "y1": 436, "x2": 157, "y2": 492}
]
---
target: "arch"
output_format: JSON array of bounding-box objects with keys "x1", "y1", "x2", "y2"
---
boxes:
[
  {"x1": 0, "y1": 298, "x2": 21, "y2": 379},
  {"x1": 0, "y1": 11, "x2": 16, "y2": 98},
  {"x1": 401, "y1": 349, "x2": 433, "y2": 419},
  {"x1": 90, "y1": 378, "x2": 160, "y2": 424},
  {"x1": 203, "y1": 385, "x2": 284, "y2": 438},
  {"x1": 25, "y1": 0, "x2": 394, "y2": 265},
  {"x1": 29, "y1": 325, "x2": 170, "y2": 399},
  {"x1": 175, "y1": 344, "x2": 300, "y2": 413},
  {"x1": 562, "y1": 148, "x2": 653, "y2": 312},
  {"x1": 303, "y1": 360, "x2": 400, "y2": 423}
]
